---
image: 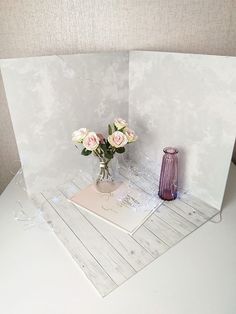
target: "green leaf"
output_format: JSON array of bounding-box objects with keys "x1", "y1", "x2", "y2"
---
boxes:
[
  {"x1": 105, "y1": 139, "x2": 111, "y2": 149},
  {"x1": 105, "y1": 150, "x2": 113, "y2": 159},
  {"x1": 116, "y1": 147, "x2": 125, "y2": 154},
  {"x1": 108, "y1": 124, "x2": 113, "y2": 135},
  {"x1": 81, "y1": 148, "x2": 92, "y2": 156},
  {"x1": 100, "y1": 144, "x2": 108, "y2": 156},
  {"x1": 114, "y1": 124, "x2": 118, "y2": 131},
  {"x1": 105, "y1": 154, "x2": 113, "y2": 160},
  {"x1": 100, "y1": 143, "x2": 107, "y2": 151}
]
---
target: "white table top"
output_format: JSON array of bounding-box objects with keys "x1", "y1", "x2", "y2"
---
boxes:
[{"x1": 0, "y1": 164, "x2": 236, "y2": 314}]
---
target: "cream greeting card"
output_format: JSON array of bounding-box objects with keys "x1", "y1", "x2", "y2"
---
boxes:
[{"x1": 70, "y1": 182, "x2": 162, "y2": 234}]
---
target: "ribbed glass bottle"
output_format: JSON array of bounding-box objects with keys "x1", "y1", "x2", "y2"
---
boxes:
[{"x1": 158, "y1": 147, "x2": 178, "y2": 201}]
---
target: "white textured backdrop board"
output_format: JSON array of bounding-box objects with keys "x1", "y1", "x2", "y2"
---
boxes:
[
  {"x1": 129, "y1": 51, "x2": 236, "y2": 210},
  {"x1": 1, "y1": 51, "x2": 236, "y2": 210},
  {"x1": 1, "y1": 51, "x2": 236, "y2": 296},
  {"x1": 0, "y1": 52, "x2": 129, "y2": 197}
]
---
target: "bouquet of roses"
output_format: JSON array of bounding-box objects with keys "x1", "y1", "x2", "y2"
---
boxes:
[{"x1": 72, "y1": 118, "x2": 137, "y2": 161}]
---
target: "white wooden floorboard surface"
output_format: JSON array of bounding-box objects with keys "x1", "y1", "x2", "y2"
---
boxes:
[
  {"x1": 60, "y1": 182, "x2": 154, "y2": 271},
  {"x1": 163, "y1": 199, "x2": 207, "y2": 226},
  {"x1": 181, "y1": 194, "x2": 219, "y2": 217},
  {"x1": 45, "y1": 192, "x2": 136, "y2": 286},
  {"x1": 144, "y1": 214, "x2": 184, "y2": 246},
  {"x1": 34, "y1": 194, "x2": 117, "y2": 297},
  {"x1": 34, "y1": 179, "x2": 219, "y2": 297},
  {"x1": 2, "y1": 165, "x2": 236, "y2": 314},
  {"x1": 155, "y1": 205, "x2": 197, "y2": 235},
  {"x1": 132, "y1": 225, "x2": 169, "y2": 258},
  {"x1": 60, "y1": 182, "x2": 155, "y2": 271}
]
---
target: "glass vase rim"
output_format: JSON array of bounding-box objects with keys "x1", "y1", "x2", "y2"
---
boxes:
[{"x1": 163, "y1": 147, "x2": 178, "y2": 154}]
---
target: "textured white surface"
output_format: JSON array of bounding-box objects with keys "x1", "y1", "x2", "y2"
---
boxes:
[
  {"x1": 30, "y1": 170, "x2": 218, "y2": 296},
  {"x1": 1, "y1": 0, "x2": 236, "y2": 193},
  {"x1": 2, "y1": 51, "x2": 236, "y2": 210},
  {"x1": 129, "y1": 51, "x2": 236, "y2": 209},
  {"x1": 0, "y1": 164, "x2": 235, "y2": 312},
  {"x1": 0, "y1": 52, "x2": 128, "y2": 196}
]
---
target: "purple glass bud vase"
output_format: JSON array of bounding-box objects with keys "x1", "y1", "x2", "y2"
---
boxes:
[{"x1": 158, "y1": 147, "x2": 178, "y2": 201}]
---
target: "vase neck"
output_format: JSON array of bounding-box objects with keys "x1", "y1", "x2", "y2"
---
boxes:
[
  {"x1": 99, "y1": 156, "x2": 112, "y2": 163},
  {"x1": 99, "y1": 158, "x2": 112, "y2": 167}
]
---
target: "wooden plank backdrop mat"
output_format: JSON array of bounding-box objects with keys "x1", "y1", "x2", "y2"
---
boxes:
[{"x1": 33, "y1": 179, "x2": 219, "y2": 297}]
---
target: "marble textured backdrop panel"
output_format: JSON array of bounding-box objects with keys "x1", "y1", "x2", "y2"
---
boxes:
[
  {"x1": 1, "y1": 0, "x2": 236, "y2": 193},
  {"x1": 129, "y1": 51, "x2": 236, "y2": 210},
  {"x1": 1, "y1": 51, "x2": 236, "y2": 209},
  {"x1": 0, "y1": 52, "x2": 129, "y2": 196}
]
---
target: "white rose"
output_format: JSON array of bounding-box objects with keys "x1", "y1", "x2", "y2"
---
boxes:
[
  {"x1": 114, "y1": 118, "x2": 128, "y2": 130},
  {"x1": 124, "y1": 128, "x2": 138, "y2": 143},
  {"x1": 83, "y1": 132, "x2": 100, "y2": 151},
  {"x1": 108, "y1": 131, "x2": 128, "y2": 148},
  {"x1": 72, "y1": 128, "x2": 89, "y2": 143}
]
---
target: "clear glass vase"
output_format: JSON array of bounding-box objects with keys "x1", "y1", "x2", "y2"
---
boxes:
[
  {"x1": 95, "y1": 157, "x2": 118, "y2": 193},
  {"x1": 158, "y1": 147, "x2": 178, "y2": 201}
]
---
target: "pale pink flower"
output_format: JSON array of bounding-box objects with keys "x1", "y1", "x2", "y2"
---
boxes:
[
  {"x1": 72, "y1": 128, "x2": 89, "y2": 143},
  {"x1": 108, "y1": 131, "x2": 128, "y2": 148},
  {"x1": 114, "y1": 118, "x2": 128, "y2": 130},
  {"x1": 83, "y1": 132, "x2": 100, "y2": 151},
  {"x1": 124, "y1": 128, "x2": 138, "y2": 143}
]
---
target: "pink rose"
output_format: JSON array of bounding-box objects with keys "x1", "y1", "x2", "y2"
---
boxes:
[
  {"x1": 114, "y1": 118, "x2": 128, "y2": 130},
  {"x1": 108, "y1": 131, "x2": 128, "y2": 148},
  {"x1": 72, "y1": 128, "x2": 89, "y2": 143},
  {"x1": 83, "y1": 132, "x2": 100, "y2": 151},
  {"x1": 124, "y1": 128, "x2": 138, "y2": 143}
]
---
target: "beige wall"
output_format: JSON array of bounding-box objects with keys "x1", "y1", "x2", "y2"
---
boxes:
[{"x1": 0, "y1": 0, "x2": 236, "y2": 193}]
